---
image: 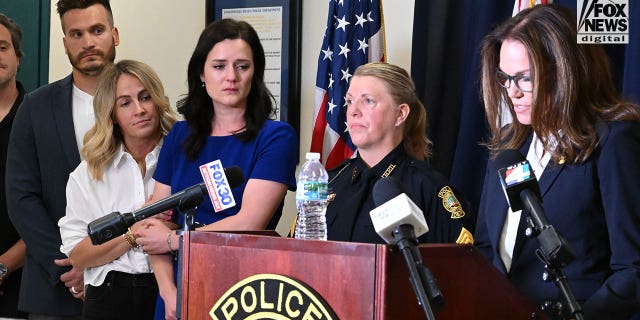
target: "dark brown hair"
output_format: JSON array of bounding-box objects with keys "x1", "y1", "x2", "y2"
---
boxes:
[
  {"x1": 180, "y1": 18, "x2": 274, "y2": 160},
  {"x1": 56, "y1": 0, "x2": 113, "y2": 30},
  {"x1": 0, "y1": 14, "x2": 23, "y2": 58},
  {"x1": 480, "y1": 4, "x2": 640, "y2": 164}
]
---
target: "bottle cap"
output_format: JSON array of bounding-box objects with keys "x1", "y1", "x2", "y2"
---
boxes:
[{"x1": 305, "y1": 152, "x2": 321, "y2": 161}]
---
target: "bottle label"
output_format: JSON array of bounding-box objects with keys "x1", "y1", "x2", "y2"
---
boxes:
[{"x1": 296, "y1": 181, "x2": 328, "y2": 201}]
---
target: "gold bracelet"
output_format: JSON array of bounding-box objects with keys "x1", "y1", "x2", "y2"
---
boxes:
[
  {"x1": 124, "y1": 235, "x2": 135, "y2": 248},
  {"x1": 124, "y1": 228, "x2": 138, "y2": 248},
  {"x1": 122, "y1": 233, "x2": 135, "y2": 248}
]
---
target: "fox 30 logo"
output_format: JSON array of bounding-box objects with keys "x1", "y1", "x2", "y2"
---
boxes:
[{"x1": 577, "y1": 0, "x2": 629, "y2": 43}]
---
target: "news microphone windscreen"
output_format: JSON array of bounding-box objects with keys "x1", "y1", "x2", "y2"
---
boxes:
[
  {"x1": 372, "y1": 176, "x2": 405, "y2": 206},
  {"x1": 370, "y1": 177, "x2": 429, "y2": 244},
  {"x1": 494, "y1": 149, "x2": 526, "y2": 172},
  {"x1": 495, "y1": 149, "x2": 541, "y2": 212},
  {"x1": 224, "y1": 166, "x2": 245, "y2": 188}
]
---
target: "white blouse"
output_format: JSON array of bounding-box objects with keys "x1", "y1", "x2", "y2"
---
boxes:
[{"x1": 59, "y1": 142, "x2": 161, "y2": 286}]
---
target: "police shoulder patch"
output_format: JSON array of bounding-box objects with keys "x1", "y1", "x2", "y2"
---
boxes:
[{"x1": 437, "y1": 186, "x2": 465, "y2": 219}]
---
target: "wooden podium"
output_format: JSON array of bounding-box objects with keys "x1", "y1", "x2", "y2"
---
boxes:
[{"x1": 179, "y1": 231, "x2": 541, "y2": 319}]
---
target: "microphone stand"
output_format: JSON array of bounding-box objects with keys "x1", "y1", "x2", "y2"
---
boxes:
[
  {"x1": 393, "y1": 224, "x2": 444, "y2": 320},
  {"x1": 175, "y1": 193, "x2": 204, "y2": 320},
  {"x1": 520, "y1": 190, "x2": 584, "y2": 320}
]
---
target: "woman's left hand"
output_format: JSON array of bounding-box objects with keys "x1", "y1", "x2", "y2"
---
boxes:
[{"x1": 134, "y1": 219, "x2": 172, "y2": 254}]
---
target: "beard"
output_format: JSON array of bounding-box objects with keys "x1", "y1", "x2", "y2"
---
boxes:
[
  {"x1": 0, "y1": 65, "x2": 18, "y2": 89},
  {"x1": 67, "y1": 38, "x2": 116, "y2": 77}
]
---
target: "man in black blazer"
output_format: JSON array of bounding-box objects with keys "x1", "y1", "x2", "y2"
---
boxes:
[
  {"x1": 5, "y1": 0, "x2": 119, "y2": 318},
  {"x1": 0, "y1": 13, "x2": 28, "y2": 320}
]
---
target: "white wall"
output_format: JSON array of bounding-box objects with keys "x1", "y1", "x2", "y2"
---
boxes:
[{"x1": 49, "y1": 0, "x2": 415, "y2": 235}]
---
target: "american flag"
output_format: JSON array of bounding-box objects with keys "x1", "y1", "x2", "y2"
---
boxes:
[{"x1": 310, "y1": 0, "x2": 385, "y2": 169}]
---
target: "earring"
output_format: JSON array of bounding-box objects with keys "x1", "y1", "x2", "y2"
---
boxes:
[{"x1": 201, "y1": 82, "x2": 205, "y2": 88}]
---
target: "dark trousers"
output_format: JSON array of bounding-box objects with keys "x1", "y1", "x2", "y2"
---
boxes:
[{"x1": 82, "y1": 271, "x2": 158, "y2": 320}]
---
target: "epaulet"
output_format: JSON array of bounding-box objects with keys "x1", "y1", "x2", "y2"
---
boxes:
[{"x1": 407, "y1": 158, "x2": 428, "y2": 169}]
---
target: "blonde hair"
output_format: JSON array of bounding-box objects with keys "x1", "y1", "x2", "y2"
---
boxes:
[
  {"x1": 353, "y1": 62, "x2": 431, "y2": 160},
  {"x1": 83, "y1": 60, "x2": 178, "y2": 180}
]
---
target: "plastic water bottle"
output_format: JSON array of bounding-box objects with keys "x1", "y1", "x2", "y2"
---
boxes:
[{"x1": 295, "y1": 152, "x2": 328, "y2": 240}]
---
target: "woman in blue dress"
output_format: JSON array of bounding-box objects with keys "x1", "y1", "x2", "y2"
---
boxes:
[{"x1": 135, "y1": 19, "x2": 298, "y2": 320}]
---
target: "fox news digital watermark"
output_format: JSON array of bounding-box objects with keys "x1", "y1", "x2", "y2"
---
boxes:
[{"x1": 577, "y1": 0, "x2": 629, "y2": 44}]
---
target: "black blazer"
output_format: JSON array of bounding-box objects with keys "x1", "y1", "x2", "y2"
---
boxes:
[
  {"x1": 475, "y1": 121, "x2": 640, "y2": 319},
  {"x1": 6, "y1": 75, "x2": 83, "y2": 315}
]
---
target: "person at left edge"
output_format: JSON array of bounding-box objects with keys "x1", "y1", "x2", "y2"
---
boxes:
[
  {"x1": 6, "y1": 0, "x2": 119, "y2": 318},
  {"x1": 0, "y1": 13, "x2": 28, "y2": 320},
  {"x1": 318, "y1": 62, "x2": 474, "y2": 245},
  {"x1": 134, "y1": 19, "x2": 298, "y2": 320},
  {"x1": 58, "y1": 60, "x2": 178, "y2": 319}
]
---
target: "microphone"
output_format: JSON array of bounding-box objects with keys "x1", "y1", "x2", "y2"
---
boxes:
[
  {"x1": 496, "y1": 149, "x2": 583, "y2": 319},
  {"x1": 495, "y1": 150, "x2": 540, "y2": 212},
  {"x1": 495, "y1": 150, "x2": 574, "y2": 267},
  {"x1": 369, "y1": 177, "x2": 428, "y2": 244},
  {"x1": 370, "y1": 177, "x2": 443, "y2": 320},
  {"x1": 88, "y1": 166, "x2": 244, "y2": 245}
]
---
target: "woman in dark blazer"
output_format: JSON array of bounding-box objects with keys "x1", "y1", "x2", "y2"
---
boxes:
[{"x1": 474, "y1": 4, "x2": 640, "y2": 320}]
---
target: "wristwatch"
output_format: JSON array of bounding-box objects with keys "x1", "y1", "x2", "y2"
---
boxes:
[{"x1": 0, "y1": 263, "x2": 8, "y2": 282}]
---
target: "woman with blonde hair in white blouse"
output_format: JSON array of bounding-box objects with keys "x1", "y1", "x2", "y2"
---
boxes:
[{"x1": 58, "y1": 59, "x2": 178, "y2": 319}]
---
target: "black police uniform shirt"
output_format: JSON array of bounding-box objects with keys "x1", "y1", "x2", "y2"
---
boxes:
[{"x1": 325, "y1": 144, "x2": 473, "y2": 244}]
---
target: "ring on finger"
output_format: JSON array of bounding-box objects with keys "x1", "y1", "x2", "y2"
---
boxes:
[{"x1": 70, "y1": 286, "x2": 79, "y2": 294}]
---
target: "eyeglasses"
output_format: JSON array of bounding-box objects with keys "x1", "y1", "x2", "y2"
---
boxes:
[{"x1": 495, "y1": 69, "x2": 533, "y2": 93}]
